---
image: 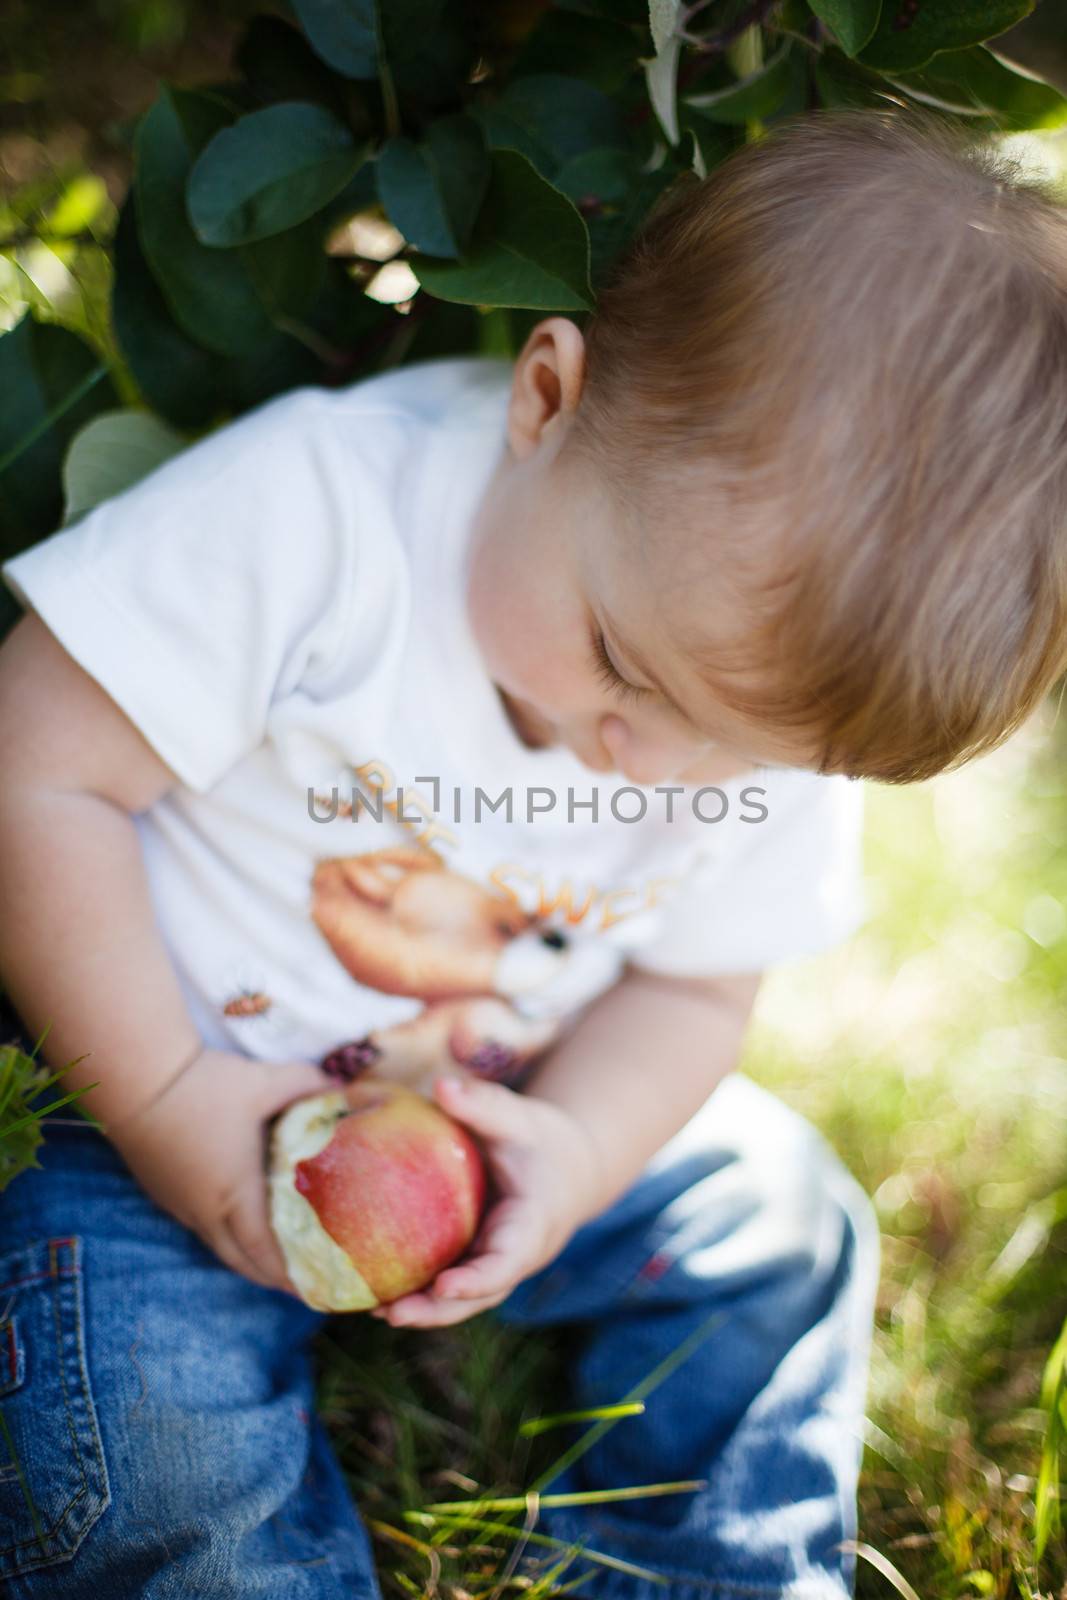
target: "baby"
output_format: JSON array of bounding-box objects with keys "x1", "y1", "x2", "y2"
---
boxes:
[{"x1": 0, "y1": 103, "x2": 1066, "y2": 1599}]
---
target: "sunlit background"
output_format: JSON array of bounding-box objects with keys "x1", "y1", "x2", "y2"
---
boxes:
[
  {"x1": 749, "y1": 697, "x2": 1067, "y2": 1570},
  {"x1": 5, "y1": 3, "x2": 1067, "y2": 1593}
]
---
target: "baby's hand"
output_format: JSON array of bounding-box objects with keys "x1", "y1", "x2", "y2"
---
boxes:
[
  {"x1": 106, "y1": 1047, "x2": 338, "y2": 1296},
  {"x1": 371, "y1": 1074, "x2": 602, "y2": 1328}
]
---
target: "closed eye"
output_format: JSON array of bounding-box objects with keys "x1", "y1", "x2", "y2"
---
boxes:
[{"x1": 588, "y1": 628, "x2": 653, "y2": 709}]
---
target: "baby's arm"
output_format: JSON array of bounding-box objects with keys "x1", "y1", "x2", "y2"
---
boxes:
[
  {"x1": 0, "y1": 613, "x2": 332, "y2": 1291},
  {"x1": 523, "y1": 963, "x2": 761, "y2": 1214},
  {"x1": 0, "y1": 613, "x2": 205, "y2": 1120},
  {"x1": 374, "y1": 963, "x2": 759, "y2": 1328}
]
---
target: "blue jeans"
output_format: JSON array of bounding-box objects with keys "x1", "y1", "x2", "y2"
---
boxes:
[{"x1": 0, "y1": 1025, "x2": 879, "y2": 1599}]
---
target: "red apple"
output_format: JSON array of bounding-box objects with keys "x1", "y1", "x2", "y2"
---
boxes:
[{"x1": 269, "y1": 1076, "x2": 487, "y2": 1311}]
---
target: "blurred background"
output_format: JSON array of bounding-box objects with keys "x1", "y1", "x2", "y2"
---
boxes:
[{"x1": 5, "y1": 3, "x2": 1067, "y2": 1595}]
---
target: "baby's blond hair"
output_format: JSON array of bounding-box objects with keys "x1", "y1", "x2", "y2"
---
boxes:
[{"x1": 566, "y1": 105, "x2": 1067, "y2": 784}]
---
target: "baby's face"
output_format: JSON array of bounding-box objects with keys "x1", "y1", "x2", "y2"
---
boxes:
[{"x1": 466, "y1": 402, "x2": 822, "y2": 788}]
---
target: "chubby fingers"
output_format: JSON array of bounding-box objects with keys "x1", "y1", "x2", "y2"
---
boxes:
[
  {"x1": 225, "y1": 1183, "x2": 304, "y2": 1298},
  {"x1": 364, "y1": 1079, "x2": 535, "y2": 1328},
  {"x1": 370, "y1": 1240, "x2": 526, "y2": 1327},
  {"x1": 432, "y1": 1072, "x2": 529, "y2": 1141},
  {"x1": 433, "y1": 1242, "x2": 521, "y2": 1300},
  {"x1": 370, "y1": 1280, "x2": 510, "y2": 1328},
  {"x1": 207, "y1": 1222, "x2": 291, "y2": 1295}
]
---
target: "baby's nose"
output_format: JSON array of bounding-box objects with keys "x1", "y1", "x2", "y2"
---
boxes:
[{"x1": 599, "y1": 716, "x2": 691, "y2": 787}]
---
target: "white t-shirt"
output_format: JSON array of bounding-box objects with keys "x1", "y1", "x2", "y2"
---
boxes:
[{"x1": 0, "y1": 356, "x2": 867, "y2": 1089}]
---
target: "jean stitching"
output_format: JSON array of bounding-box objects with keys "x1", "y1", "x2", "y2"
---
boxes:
[
  {"x1": 0, "y1": 1270, "x2": 79, "y2": 1295},
  {"x1": 1, "y1": 1318, "x2": 20, "y2": 1392},
  {"x1": 0, "y1": 1486, "x2": 94, "y2": 1564},
  {"x1": 0, "y1": 1237, "x2": 111, "y2": 1571},
  {"x1": 51, "y1": 1242, "x2": 94, "y2": 1528}
]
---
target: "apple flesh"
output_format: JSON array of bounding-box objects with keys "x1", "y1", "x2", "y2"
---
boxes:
[{"x1": 269, "y1": 1076, "x2": 488, "y2": 1312}]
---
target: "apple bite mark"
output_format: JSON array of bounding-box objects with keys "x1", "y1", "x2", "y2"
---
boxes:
[{"x1": 268, "y1": 1092, "x2": 378, "y2": 1311}]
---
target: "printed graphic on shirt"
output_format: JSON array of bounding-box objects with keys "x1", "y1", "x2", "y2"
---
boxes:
[
  {"x1": 216, "y1": 954, "x2": 292, "y2": 1047},
  {"x1": 204, "y1": 758, "x2": 708, "y2": 1093},
  {"x1": 309, "y1": 756, "x2": 700, "y2": 931},
  {"x1": 222, "y1": 989, "x2": 273, "y2": 1019},
  {"x1": 305, "y1": 844, "x2": 625, "y2": 1098}
]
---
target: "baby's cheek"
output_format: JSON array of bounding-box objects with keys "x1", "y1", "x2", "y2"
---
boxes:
[{"x1": 601, "y1": 714, "x2": 629, "y2": 750}]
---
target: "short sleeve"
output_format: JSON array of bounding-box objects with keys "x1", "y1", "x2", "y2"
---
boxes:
[
  {"x1": 627, "y1": 771, "x2": 868, "y2": 978},
  {"x1": 0, "y1": 389, "x2": 362, "y2": 795}
]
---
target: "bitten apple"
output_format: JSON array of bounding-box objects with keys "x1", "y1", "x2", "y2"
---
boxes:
[{"x1": 269, "y1": 1076, "x2": 487, "y2": 1312}]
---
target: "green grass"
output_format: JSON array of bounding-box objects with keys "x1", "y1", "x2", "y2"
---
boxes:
[
  {"x1": 0, "y1": 1033, "x2": 100, "y2": 1191},
  {"x1": 315, "y1": 701, "x2": 1067, "y2": 1599}
]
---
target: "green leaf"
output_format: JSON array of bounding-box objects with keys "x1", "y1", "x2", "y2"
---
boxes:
[
  {"x1": 410, "y1": 149, "x2": 594, "y2": 312},
  {"x1": 648, "y1": 0, "x2": 682, "y2": 56},
  {"x1": 235, "y1": 13, "x2": 356, "y2": 122},
  {"x1": 644, "y1": 32, "x2": 681, "y2": 144},
  {"x1": 473, "y1": 106, "x2": 558, "y2": 182},
  {"x1": 0, "y1": 1042, "x2": 100, "y2": 1193},
  {"x1": 0, "y1": 314, "x2": 118, "y2": 550},
  {"x1": 291, "y1": 0, "x2": 379, "y2": 77},
  {"x1": 62, "y1": 410, "x2": 187, "y2": 526},
  {"x1": 383, "y1": 10, "x2": 475, "y2": 108},
  {"x1": 316, "y1": 162, "x2": 380, "y2": 233},
  {"x1": 0, "y1": 1110, "x2": 42, "y2": 1191},
  {"x1": 134, "y1": 88, "x2": 277, "y2": 356},
  {"x1": 42, "y1": 173, "x2": 110, "y2": 238},
  {"x1": 958, "y1": 1575, "x2": 996, "y2": 1598},
  {"x1": 482, "y1": 74, "x2": 630, "y2": 176},
  {"x1": 222, "y1": 249, "x2": 392, "y2": 413},
  {"x1": 1035, "y1": 1311, "x2": 1067, "y2": 1558},
  {"x1": 684, "y1": 41, "x2": 796, "y2": 124},
  {"x1": 585, "y1": 163, "x2": 678, "y2": 290},
  {"x1": 0, "y1": 1087, "x2": 99, "y2": 1143},
  {"x1": 170, "y1": 85, "x2": 247, "y2": 147},
  {"x1": 111, "y1": 191, "x2": 230, "y2": 431},
  {"x1": 813, "y1": 44, "x2": 901, "y2": 110},
  {"x1": 114, "y1": 188, "x2": 361, "y2": 431},
  {"x1": 291, "y1": 0, "x2": 445, "y2": 83},
  {"x1": 376, "y1": 114, "x2": 489, "y2": 258},
  {"x1": 675, "y1": 105, "x2": 741, "y2": 174},
  {"x1": 187, "y1": 102, "x2": 367, "y2": 247},
  {"x1": 240, "y1": 215, "x2": 331, "y2": 322},
  {"x1": 554, "y1": 147, "x2": 638, "y2": 207},
  {"x1": 808, "y1": 0, "x2": 882, "y2": 59},
  {"x1": 510, "y1": 8, "x2": 640, "y2": 93},
  {"x1": 763, "y1": 39, "x2": 812, "y2": 125},
  {"x1": 890, "y1": 44, "x2": 1067, "y2": 132},
  {"x1": 855, "y1": 0, "x2": 1036, "y2": 75}
]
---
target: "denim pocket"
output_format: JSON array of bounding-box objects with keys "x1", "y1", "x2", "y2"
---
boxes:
[{"x1": 0, "y1": 1237, "x2": 111, "y2": 1580}]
